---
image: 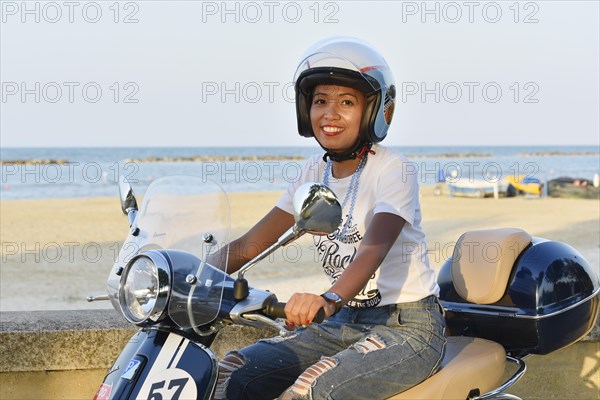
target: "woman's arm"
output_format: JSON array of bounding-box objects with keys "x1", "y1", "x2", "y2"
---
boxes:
[
  {"x1": 217, "y1": 206, "x2": 295, "y2": 274},
  {"x1": 284, "y1": 212, "x2": 406, "y2": 326},
  {"x1": 330, "y1": 212, "x2": 405, "y2": 301}
]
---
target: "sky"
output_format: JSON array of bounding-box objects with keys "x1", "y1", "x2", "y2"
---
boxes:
[{"x1": 1, "y1": 1, "x2": 599, "y2": 148}]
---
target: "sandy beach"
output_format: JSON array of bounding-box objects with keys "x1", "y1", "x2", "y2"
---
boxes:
[{"x1": 1, "y1": 187, "x2": 599, "y2": 312}]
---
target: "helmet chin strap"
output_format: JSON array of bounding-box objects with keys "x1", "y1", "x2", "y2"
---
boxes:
[{"x1": 320, "y1": 140, "x2": 374, "y2": 162}]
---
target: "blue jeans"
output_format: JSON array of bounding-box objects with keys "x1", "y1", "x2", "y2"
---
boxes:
[{"x1": 220, "y1": 295, "x2": 447, "y2": 400}]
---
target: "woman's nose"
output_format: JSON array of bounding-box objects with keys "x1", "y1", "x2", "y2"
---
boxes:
[{"x1": 323, "y1": 102, "x2": 340, "y2": 119}]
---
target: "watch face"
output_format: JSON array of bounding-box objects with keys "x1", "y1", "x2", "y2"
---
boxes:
[{"x1": 323, "y1": 292, "x2": 341, "y2": 303}]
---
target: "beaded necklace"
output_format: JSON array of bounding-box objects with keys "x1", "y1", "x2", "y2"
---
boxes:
[{"x1": 323, "y1": 154, "x2": 368, "y2": 240}]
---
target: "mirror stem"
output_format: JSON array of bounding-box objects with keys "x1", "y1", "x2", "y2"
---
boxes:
[
  {"x1": 86, "y1": 294, "x2": 109, "y2": 302},
  {"x1": 237, "y1": 226, "x2": 298, "y2": 281},
  {"x1": 126, "y1": 209, "x2": 137, "y2": 227}
]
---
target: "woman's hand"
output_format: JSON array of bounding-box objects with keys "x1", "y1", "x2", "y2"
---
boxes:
[{"x1": 284, "y1": 292, "x2": 334, "y2": 329}]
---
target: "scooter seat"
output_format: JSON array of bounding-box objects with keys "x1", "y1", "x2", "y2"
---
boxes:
[{"x1": 387, "y1": 336, "x2": 505, "y2": 400}]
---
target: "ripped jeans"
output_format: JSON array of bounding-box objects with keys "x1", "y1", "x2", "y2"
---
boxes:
[{"x1": 216, "y1": 295, "x2": 447, "y2": 400}]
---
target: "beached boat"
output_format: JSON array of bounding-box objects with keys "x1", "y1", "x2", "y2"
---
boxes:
[
  {"x1": 547, "y1": 177, "x2": 600, "y2": 199},
  {"x1": 434, "y1": 178, "x2": 510, "y2": 198},
  {"x1": 506, "y1": 175, "x2": 543, "y2": 196}
]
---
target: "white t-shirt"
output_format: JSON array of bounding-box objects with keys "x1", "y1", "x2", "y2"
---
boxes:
[{"x1": 276, "y1": 144, "x2": 439, "y2": 307}]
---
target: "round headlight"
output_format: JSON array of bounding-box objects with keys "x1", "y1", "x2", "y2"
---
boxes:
[{"x1": 119, "y1": 252, "x2": 170, "y2": 325}]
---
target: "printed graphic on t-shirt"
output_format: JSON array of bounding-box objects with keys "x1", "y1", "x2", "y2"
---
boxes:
[
  {"x1": 336, "y1": 214, "x2": 363, "y2": 244},
  {"x1": 313, "y1": 215, "x2": 382, "y2": 308},
  {"x1": 347, "y1": 284, "x2": 382, "y2": 308}
]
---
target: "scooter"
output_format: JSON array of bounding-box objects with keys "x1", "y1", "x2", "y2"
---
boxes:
[{"x1": 90, "y1": 175, "x2": 599, "y2": 400}]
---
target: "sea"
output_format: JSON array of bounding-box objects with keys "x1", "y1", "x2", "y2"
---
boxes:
[{"x1": 1, "y1": 146, "x2": 599, "y2": 200}]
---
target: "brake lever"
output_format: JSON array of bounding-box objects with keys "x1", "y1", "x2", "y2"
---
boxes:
[{"x1": 242, "y1": 313, "x2": 293, "y2": 337}]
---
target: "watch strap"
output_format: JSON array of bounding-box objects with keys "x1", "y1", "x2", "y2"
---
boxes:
[{"x1": 321, "y1": 291, "x2": 343, "y2": 314}]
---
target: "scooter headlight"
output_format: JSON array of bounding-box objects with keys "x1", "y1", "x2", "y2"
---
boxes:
[{"x1": 119, "y1": 252, "x2": 170, "y2": 325}]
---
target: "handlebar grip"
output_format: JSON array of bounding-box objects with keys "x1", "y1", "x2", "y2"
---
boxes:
[
  {"x1": 312, "y1": 307, "x2": 326, "y2": 323},
  {"x1": 264, "y1": 301, "x2": 287, "y2": 319},
  {"x1": 264, "y1": 301, "x2": 327, "y2": 324}
]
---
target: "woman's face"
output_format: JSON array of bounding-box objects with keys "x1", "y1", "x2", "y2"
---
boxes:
[{"x1": 310, "y1": 85, "x2": 366, "y2": 154}]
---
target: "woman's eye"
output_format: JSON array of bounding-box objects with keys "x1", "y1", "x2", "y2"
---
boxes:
[
  {"x1": 313, "y1": 98, "x2": 325, "y2": 105},
  {"x1": 341, "y1": 99, "x2": 354, "y2": 106}
]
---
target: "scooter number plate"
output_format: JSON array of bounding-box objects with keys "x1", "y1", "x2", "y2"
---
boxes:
[{"x1": 137, "y1": 368, "x2": 197, "y2": 400}]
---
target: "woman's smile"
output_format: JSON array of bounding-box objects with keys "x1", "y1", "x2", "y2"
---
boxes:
[{"x1": 321, "y1": 125, "x2": 345, "y2": 136}]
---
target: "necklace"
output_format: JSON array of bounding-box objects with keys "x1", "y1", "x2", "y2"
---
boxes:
[{"x1": 323, "y1": 155, "x2": 368, "y2": 240}]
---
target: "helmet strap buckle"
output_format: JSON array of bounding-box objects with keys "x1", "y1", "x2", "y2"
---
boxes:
[{"x1": 322, "y1": 142, "x2": 374, "y2": 163}]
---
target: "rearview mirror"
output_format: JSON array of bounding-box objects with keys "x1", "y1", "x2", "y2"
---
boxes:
[
  {"x1": 119, "y1": 175, "x2": 138, "y2": 215},
  {"x1": 292, "y1": 182, "x2": 342, "y2": 237},
  {"x1": 118, "y1": 175, "x2": 138, "y2": 226}
]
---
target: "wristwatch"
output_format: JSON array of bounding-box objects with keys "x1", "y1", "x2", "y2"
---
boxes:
[{"x1": 321, "y1": 291, "x2": 343, "y2": 314}]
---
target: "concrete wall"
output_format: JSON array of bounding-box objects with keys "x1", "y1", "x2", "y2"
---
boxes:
[{"x1": 1, "y1": 310, "x2": 598, "y2": 399}]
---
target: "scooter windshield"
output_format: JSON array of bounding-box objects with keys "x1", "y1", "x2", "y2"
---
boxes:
[{"x1": 115, "y1": 176, "x2": 231, "y2": 328}]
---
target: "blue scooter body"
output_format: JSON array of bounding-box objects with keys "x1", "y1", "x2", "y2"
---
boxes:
[{"x1": 95, "y1": 329, "x2": 217, "y2": 400}]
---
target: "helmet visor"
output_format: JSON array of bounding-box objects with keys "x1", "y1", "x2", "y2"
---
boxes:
[{"x1": 294, "y1": 53, "x2": 381, "y2": 94}]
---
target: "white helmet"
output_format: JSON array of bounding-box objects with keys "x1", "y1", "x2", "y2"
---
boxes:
[{"x1": 294, "y1": 36, "x2": 396, "y2": 155}]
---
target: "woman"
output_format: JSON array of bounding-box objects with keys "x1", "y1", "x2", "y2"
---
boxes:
[{"x1": 215, "y1": 36, "x2": 446, "y2": 400}]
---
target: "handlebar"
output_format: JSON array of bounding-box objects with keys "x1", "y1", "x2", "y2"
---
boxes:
[{"x1": 263, "y1": 300, "x2": 327, "y2": 323}]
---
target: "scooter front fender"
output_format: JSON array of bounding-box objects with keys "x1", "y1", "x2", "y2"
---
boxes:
[{"x1": 95, "y1": 329, "x2": 218, "y2": 400}]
